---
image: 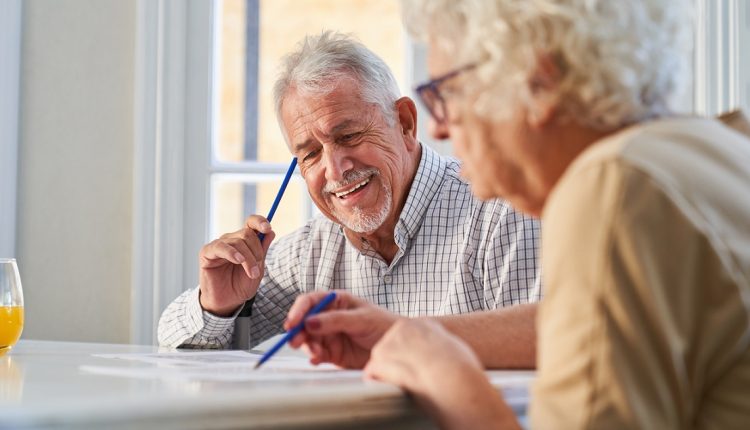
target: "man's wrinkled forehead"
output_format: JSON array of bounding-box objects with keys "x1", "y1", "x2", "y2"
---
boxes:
[{"x1": 283, "y1": 84, "x2": 377, "y2": 142}]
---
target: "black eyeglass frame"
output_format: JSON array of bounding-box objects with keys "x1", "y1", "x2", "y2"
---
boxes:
[{"x1": 414, "y1": 63, "x2": 478, "y2": 125}]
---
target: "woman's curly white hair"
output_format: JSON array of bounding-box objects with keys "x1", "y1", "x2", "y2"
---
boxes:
[{"x1": 402, "y1": 0, "x2": 693, "y2": 130}]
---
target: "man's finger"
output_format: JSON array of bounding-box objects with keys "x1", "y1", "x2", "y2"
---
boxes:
[
  {"x1": 239, "y1": 228, "x2": 265, "y2": 264},
  {"x1": 260, "y1": 230, "x2": 276, "y2": 252},
  {"x1": 225, "y1": 238, "x2": 262, "y2": 279},
  {"x1": 201, "y1": 240, "x2": 247, "y2": 266},
  {"x1": 244, "y1": 215, "x2": 273, "y2": 235}
]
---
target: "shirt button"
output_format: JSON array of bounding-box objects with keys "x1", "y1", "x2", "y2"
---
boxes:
[{"x1": 383, "y1": 274, "x2": 392, "y2": 283}]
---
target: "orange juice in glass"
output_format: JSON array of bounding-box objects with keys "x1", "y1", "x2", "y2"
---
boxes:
[{"x1": 0, "y1": 258, "x2": 23, "y2": 355}]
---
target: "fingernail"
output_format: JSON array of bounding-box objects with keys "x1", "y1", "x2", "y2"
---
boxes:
[
  {"x1": 250, "y1": 266, "x2": 260, "y2": 279},
  {"x1": 234, "y1": 253, "x2": 245, "y2": 263},
  {"x1": 261, "y1": 222, "x2": 271, "y2": 232},
  {"x1": 305, "y1": 317, "x2": 321, "y2": 330}
]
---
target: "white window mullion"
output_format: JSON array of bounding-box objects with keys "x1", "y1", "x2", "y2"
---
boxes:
[
  {"x1": 739, "y1": 0, "x2": 750, "y2": 111},
  {"x1": 132, "y1": 0, "x2": 180, "y2": 346},
  {"x1": 183, "y1": 0, "x2": 215, "y2": 304},
  {"x1": 728, "y1": 0, "x2": 738, "y2": 110},
  {"x1": 211, "y1": 161, "x2": 293, "y2": 175},
  {"x1": 694, "y1": 0, "x2": 748, "y2": 116},
  {"x1": 132, "y1": 0, "x2": 214, "y2": 345}
]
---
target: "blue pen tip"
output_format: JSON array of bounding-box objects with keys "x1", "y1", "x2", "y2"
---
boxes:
[{"x1": 252, "y1": 291, "x2": 336, "y2": 369}]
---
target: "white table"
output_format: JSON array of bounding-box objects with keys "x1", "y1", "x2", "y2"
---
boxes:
[{"x1": 0, "y1": 340, "x2": 533, "y2": 430}]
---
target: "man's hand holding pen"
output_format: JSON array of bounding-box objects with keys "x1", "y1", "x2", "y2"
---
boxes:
[
  {"x1": 199, "y1": 157, "x2": 297, "y2": 318},
  {"x1": 198, "y1": 215, "x2": 275, "y2": 317}
]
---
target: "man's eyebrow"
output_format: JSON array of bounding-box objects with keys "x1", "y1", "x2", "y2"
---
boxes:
[
  {"x1": 292, "y1": 139, "x2": 314, "y2": 154},
  {"x1": 292, "y1": 120, "x2": 360, "y2": 152},
  {"x1": 329, "y1": 120, "x2": 358, "y2": 135}
]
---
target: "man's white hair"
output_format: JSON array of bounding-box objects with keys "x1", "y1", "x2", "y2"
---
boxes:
[
  {"x1": 273, "y1": 31, "x2": 402, "y2": 129},
  {"x1": 402, "y1": 0, "x2": 693, "y2": 130}
]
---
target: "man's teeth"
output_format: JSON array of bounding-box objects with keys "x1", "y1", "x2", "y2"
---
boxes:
[{"x1": 334, "y1": 178, "x2": 371, "y2": 198}]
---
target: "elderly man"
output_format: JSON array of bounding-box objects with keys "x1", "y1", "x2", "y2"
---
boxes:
[{"x1": 157, "y1": 32, "x2": 540, "y2": 367}]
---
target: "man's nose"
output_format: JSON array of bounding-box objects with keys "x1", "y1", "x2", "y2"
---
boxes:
[
  {"x1": 428, "y1": 118, "x2": 450, "y2": 140},
  {"x1": 323, "y1": 149, "x2": 354, "y2": 182}
]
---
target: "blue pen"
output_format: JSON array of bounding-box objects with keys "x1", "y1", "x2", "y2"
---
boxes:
[
  {"x1": 258, "y1": 157, "x2": 298, "y2": 242},
  {"x1": 254, "y1": 291, "x2": 337, "y2": 369},
  {"x1": 237, "y1": 157, "x2": 298, "y2": 318}
]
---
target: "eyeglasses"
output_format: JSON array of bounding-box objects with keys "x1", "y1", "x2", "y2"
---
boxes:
[{"x1": 415, "y1": 63, "x2": 477, "y2": 125}]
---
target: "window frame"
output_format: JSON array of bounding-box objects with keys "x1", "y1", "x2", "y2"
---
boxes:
[
  {"x1": 132, "y1": 0, "x2": 214, "y2": 345},
  {"x1": 694, "y1": 0, "x2": 750, "y2": 115}
]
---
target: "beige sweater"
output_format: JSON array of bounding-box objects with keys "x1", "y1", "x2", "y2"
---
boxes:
[{"x1": 531, "y1": 116, "x2": 750, "y2": 429}]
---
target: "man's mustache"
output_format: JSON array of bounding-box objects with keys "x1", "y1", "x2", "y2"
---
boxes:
[{"x1": 323, "y1": 168, "x2": 380, "y2": 193}]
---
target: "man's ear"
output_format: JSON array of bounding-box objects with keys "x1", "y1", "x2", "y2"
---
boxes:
[
  {"x1": 395, "y1": 97, "x2": 418, "y2": 145},
  {"x1": 527, "y1": 53, "x2": 562, "y2": 129}
]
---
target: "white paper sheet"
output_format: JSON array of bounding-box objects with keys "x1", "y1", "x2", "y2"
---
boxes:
[
  {"x1": 81, "y1": 350, "x2": 363, "y2": 382},
  {"x1": 81, "y1": 351, "x2": 535, "y2": 405}
]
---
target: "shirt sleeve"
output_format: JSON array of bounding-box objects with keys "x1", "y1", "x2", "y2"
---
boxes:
[
  {"x1": 531, "y1": 160, "x2": 703, "y2": 429},
  {"x1": 156, "y1": 286, "x2": 237, "y2": 349}
]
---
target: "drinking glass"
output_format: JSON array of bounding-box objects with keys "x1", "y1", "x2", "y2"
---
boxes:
[{"x1": 0, "y1": 259, "x2": 24, "y2": 354}]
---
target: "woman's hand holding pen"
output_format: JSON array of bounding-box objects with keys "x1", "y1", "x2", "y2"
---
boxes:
[
  {"x1": 285, "y1": 291, "x2": 401, "y2": 369},
  {"x1": 198, "y1": 215, "x2": 276, "y2": 317},
  {"x1": 286, "y1": 292, "x2": 519, "y2": 429}
]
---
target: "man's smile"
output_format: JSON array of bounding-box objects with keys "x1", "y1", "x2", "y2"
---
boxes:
[{"x1": 333, "y1": 176, "x2": 372, "y2": 199}]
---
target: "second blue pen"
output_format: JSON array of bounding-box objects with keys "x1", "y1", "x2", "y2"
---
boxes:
[
  {"x1": 255, "y1": 291, "x2": 336, "y2": 369},
  {"x1": 254, "y1": 291, "x2": 338, "y2": 369},
  {"x1": 258, "y1": 157, "x2": 298, "y2": 242}
]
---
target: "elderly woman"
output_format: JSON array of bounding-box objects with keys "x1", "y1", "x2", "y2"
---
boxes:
[{"x1": 286, "y1": 0, "x2": 750, "y2": 428}]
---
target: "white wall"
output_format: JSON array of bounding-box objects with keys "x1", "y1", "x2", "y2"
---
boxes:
[{"x1": 17, "y1": 0, "x2": 136, "y2": 343}]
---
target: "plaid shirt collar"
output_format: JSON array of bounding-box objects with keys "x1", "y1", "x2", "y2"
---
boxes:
[
  {"x1": 348, "y1": 143, "x2": 448, "y2": 262},
  {"x1": 394, "y1": 144, "x2": 447, "y2": 246}
]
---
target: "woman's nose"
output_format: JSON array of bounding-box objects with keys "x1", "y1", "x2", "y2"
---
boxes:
[{"x1": 428, "y1": 117, "x2": 451, "y2": 140}]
